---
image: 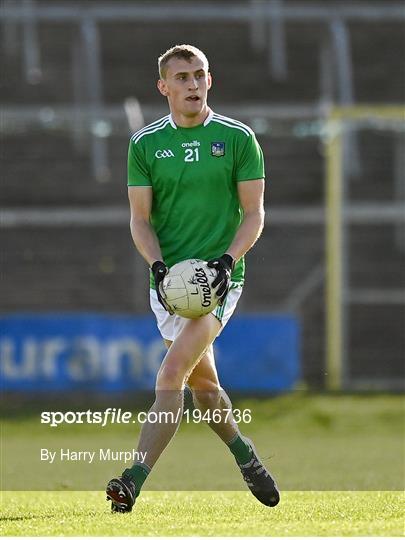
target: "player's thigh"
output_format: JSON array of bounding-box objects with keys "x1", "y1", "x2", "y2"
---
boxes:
[
  {"x1": 165, "y1": 338, "x2": 219, "y2": 392},
  {"x1": 187, "y1": 344, "x2": 220, "y2": 391},
  {"x1": 157, "y1": 314, "x2": 221, "y2": 384}
]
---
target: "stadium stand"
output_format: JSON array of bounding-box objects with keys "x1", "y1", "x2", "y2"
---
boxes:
[{"x1": 1, "y1": 1, "x2": 404, "y2": 388}]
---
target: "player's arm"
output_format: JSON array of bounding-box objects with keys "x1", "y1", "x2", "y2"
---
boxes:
[
  {"x1": 226, "y1": 178, "x2": 265, "y2": 261},
  {"x1": 208, "y1": 179, "x2": 264, "y2": 303},
  {"x1": 128, "y1": 186, "x2": 172, "y2": 313},
  {"x1": 128, "y1": 186, "x2": 163, "y2": 266}
]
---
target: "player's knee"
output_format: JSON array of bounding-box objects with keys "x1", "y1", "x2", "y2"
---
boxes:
[
  {"x1": 156, "y1": 363, "x2": 186, "y2": 390},
  {"x1": 191, "y1": 384, "x2": 222, "y2": 411}
]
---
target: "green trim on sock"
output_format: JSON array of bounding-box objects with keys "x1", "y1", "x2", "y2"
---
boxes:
[
  {"x1": 228, "y1": 435, "x2": 253, "y2": 465},
  {"x1": 123, "y1": 463, "x2": 150, "y2": 497}
]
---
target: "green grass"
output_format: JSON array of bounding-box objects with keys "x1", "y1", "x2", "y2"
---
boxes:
[
  {"x1": 1, "y1": 490, "x2": 403, "y2": 536},
  {"x1": 2, "y1": 395, "x2": 403, "y2": 491},
  {"x1": 1, "y1": 395, "x2": 404, "y2": 535}
]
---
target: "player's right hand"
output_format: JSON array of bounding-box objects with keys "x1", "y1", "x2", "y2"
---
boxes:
[
  {"x1": 151, "y1": 260, "x2": 173, "y2": 314},
  {"x1": 207, "y1": 253, "x2": 235, "y2": 305}
]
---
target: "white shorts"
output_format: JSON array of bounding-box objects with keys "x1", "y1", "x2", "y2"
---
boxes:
[{"x1": 150, "y1": 283, "x2": 243, "y2": 342}]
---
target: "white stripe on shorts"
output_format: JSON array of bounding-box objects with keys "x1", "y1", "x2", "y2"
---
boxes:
[{"x1": 150, "y1": 283, "x2": 243, "y2": 342}]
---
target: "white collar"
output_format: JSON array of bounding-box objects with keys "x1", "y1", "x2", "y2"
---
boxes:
[
  {"x1": 203, "y1": 109, "x2": 214, "y2": 126},
  {"x1": 168, "y1": 114, "x2": 177, "y2": 129},
  {"x1": 169, "y1": 109, "x2": 214, "y2": 129}
]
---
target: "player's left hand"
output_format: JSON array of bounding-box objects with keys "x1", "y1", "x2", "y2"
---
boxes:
[{"x1": 207, "y1": 254, "x2": 235, "y2": 305}]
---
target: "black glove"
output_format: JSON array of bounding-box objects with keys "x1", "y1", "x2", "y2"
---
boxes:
[
  {"x1": 207, "y1": 254, "x2": 235, "y2": 305},
  {"x1": 151, "y1": 260, "x2": 173, "y2": 314}
]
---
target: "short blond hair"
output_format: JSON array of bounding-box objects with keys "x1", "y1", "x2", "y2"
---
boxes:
[{"x1": 158, "y1": 44, "x2": 209, "y2": 79}]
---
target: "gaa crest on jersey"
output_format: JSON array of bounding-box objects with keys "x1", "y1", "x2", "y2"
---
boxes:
[
  {"x1": 211, "y1": 142, "x2": 225, "y2": 157},
  {"x1": 155, "y1": 149, "x2": 175, "y2": 159}
]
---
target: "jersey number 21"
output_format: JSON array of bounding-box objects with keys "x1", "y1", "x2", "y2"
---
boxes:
[{"x1": 184, "y1": 148, "x2": 199, "y2": 162}]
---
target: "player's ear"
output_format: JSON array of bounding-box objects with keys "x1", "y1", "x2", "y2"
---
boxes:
[
  {"x1": 157, "y1": 79, "x2": 168, "y2": 97},
  {"x1": 207, "y1": 72, "x2": 212, "y2": 90}
]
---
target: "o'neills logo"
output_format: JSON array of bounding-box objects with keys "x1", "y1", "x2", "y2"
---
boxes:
[
  {"x1": 194, "y1": 267, "x2": 212, "y2": 307},
  {"x1": 181, "y1": 140, "x2": 200, "y2": 148}
]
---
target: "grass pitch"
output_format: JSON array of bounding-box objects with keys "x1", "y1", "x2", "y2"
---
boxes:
[
  {"x1": 1, "y1": 394, "x2": 404, "y2": 535},
  {"x1": 1, "y1": 490, "x2": 403, "y2": 536}
]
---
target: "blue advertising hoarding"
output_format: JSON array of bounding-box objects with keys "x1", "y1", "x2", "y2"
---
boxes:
[{"x1": 0, "y1": 314, "x2": 300, "y2": 392}]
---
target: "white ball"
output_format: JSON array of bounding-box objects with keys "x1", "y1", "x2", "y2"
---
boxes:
[{"x1": 161, "y1": 259, "x2": 219, "y2": 319}]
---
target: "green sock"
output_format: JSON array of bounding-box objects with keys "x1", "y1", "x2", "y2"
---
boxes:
[
  {"x1": 123, "y1": 462, "x2": 150, "y2": 497},
  {"x1": 227, "y1": 434, "x2": 253, "y2": 465}
]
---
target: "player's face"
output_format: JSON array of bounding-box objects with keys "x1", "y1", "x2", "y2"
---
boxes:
[{"x1": 158, "y1": 56, "x2": 212, "y2": 120}]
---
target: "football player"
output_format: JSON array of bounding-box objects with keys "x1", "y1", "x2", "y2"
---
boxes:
[{"x1": 106, "y1": 44, "x2": 279, "y2": 512}]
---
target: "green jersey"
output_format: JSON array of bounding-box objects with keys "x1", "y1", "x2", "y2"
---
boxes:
[{"x1": 127, "y1": 110, "x2": 265, "y2": 288}]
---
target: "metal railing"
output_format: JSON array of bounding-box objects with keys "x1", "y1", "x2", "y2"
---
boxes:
[{"x1": 2, "y1": 1, "x2": 405, "y2": 179}]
